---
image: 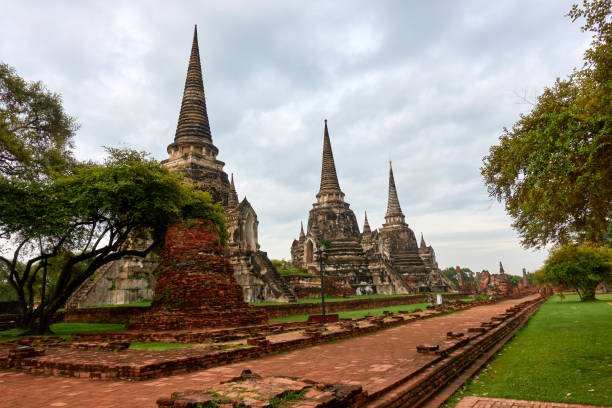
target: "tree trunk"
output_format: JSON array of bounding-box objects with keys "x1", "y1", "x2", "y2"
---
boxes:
[{"x1": 579, "y1": 285, "x2": 597, "y2": 301}]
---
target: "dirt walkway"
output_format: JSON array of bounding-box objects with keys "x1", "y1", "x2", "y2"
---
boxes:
[{"x1": 0, "y1": 295, "x2": 539, "y2": 408}]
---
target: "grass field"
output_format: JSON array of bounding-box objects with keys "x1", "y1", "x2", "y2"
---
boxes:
[
  {"x1": 0, "y1": 322, "x2": 125, "y2": 341},
  {"x1": 252, "y1": 293, "x2": 452, "y2": 306},
  {"x1": 270, "y1": 302, "x2": 429, "y2": 322},
  {"x1": 443, "y1": 294, "x2": 612, "y2": 407}
]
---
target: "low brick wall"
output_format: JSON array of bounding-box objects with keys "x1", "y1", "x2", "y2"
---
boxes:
[
  {"x1": 62, "y1": 307, "x2": 148, "y2": 324},
  {"x1": 61, "y1": 293, "x2": 469, "y2": 323},
  {"x1": 259, "y1": 293, "x2": 468, "y2": 319}
]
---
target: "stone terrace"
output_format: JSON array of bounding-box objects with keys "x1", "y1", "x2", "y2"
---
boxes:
[{"x1": 0, "y1": 295, "x2": 542, "y2": 408}]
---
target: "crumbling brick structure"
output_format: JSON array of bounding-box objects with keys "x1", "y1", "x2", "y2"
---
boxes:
[{"x1": 128, "y1": 219, "x2": 267, "y2": 330}]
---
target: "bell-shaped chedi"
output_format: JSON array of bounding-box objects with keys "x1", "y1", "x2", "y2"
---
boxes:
[
  {"x1": 163, "y1": 26, "x2": 294, "y2": 303},
  {"x1": 291, "y1": 120, "x2": 370, "y2": 292},
  {"x1": 379, "y1": 162, "x2": 425, "y2": 269},
  {"x1": 128, "y1": 219, "x2": 267, "y2": 330}
]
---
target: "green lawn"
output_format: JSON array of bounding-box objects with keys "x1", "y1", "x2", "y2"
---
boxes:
[
  {"x1": 84, "y1": 301, "x2": 152, "y2": 308},
  {"x1": 0, "y1": 322, "x2": 125, "y2": 341},
  {"x1": 443, "y1": 294, "x2": 612, "y2": 407},
  {"x1": 129, "y1": 342, "x2": 195, "y2": 351},
  {"x1": 270, "y1": 302, "x2": 429, "y2": 322},
  {"x1": 252, "y1": 293, "x2": 448, "y2": 306}
]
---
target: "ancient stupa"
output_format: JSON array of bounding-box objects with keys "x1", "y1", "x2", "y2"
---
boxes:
[
  {"x1": 291, "y1": 129, "x2": 454, "y2": 294},
  {"x1": 67, "y1": 26, "x2": 296, "y2": 307},
  {"x1": 291, "y1": 120, "x2": 373, "y2": 288}
]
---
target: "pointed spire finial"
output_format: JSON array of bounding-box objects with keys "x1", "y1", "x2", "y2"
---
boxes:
[
  {"x1": 420, "y1": 232, "x2": 426, "y2": 249},
  {"x1": 317, "y1": 119, "x2": 343, "y2": 198},
  {"x1": 174, "y1": 25, "x2": 212, "y2": 142},
  {"x1": 299, "y1": 221, "x2": 305, "y2": 239},
  {"x1": 384, "y1": 161, "x2": 405, "y2": 224},
  {"x1": 363, "y1": 211, "x2": 371, "y2": 234},
  {"x1": 228, "y1": 173, "x2": 238, "y2": 208},
  {"x1": 499, "y1": 261, "x2": 505, "y2": 274}
]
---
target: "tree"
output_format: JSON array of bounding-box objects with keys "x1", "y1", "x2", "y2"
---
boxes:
[
  {"x1": 0, "y1": 63, "x2": 77, "y2": 181},
  {"x1": 1, "y1": 148, "x2": 227, "y2": 333},
  {"x1": 535, "y1": 243, "x2": 612, "y2": 300},
  {"x1": 441, "y1": 267, "x2": 474, "y2": 287},
  {"x1": 481, "y1": 0, "x2": 611, "y2": 248}
]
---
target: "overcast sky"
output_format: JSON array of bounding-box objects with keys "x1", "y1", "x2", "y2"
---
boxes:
[{"x1": 1, "y1": 1, "x2": 590, "y2": 276}]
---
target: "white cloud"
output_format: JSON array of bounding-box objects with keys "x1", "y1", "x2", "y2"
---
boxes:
[{"x1": 0, "y1": 0, "x2": 586, "y2": 276}]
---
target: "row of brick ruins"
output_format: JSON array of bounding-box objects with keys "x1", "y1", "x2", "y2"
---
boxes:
[{"x1": 67, "y1": 26, "x2": 453, "y2": 309}]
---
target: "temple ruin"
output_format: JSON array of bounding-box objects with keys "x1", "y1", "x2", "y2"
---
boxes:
[
  {"x1": 291, "y1": 122, "x2": 454, "y2": 294},
  {"x1": 68, "y1": 26, "x2": 295, "y2": 307}
]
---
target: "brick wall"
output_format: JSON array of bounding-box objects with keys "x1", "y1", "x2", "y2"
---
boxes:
[{"x1": 259, "y1": 293, "x2": 468, "y2": 319}]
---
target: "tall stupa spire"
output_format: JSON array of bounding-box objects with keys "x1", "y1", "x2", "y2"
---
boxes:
[
  {"x1": 299, "y1": 221, "x2": 305, "y2": 239},
  {"x1": 420, "y1": 232, "x2": 426, "y2": 249},
  {"x1": 317, "y1": 120, "x2": 344, "y2": 201},
  {"x1": 174, "y1": 25, "x2": 212, "y2": 142},
  {"x1": 384, "y1": 161, "x2": 405, "y2": 225}
]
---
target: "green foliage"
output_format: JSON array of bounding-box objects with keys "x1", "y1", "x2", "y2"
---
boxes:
[
  {"x1": 0, "y1": 322, "x2": 125, "y2": 341},
  {"x1": 536, "y1": 243, "x2": 611, "y2": 300},
  {"x1": 1, "y1": 143, "x2": 226, "y2": 332},
  {"x1": 269, "y1": 388, "x2": 309, "y2": 407},
  {"x1": 444, "y1": 294, "x2": 612, "y2": 407},
  {"x1": 270, "y1": 302, "x2": 429, "y2": 322},
  {"x1": 0, "y1": 62, "x2": 77, "y2": 180},
  {"x1": 441, "y1": 267, "x2": 474, "y2": 287},
  {"x1": 271, "y1": 259, "x2": 312, "y2": 277},
  {"x1": 481, "y1": 0, "x2": 612, "y2": 248},
  {"x1": 129, "y1": 342, "x2": 195, "y2": 351}
]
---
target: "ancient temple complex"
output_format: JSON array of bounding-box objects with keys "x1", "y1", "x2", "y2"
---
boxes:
[
  {"x1": 291, "y1": 123, "x2": 454, "y2": 294},
  {"x1": 68, "y1": 27, "x2": 295, "y2": 307}
]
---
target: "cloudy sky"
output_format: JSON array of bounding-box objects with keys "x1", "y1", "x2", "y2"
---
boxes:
[{"x1": 1, "y1": 1, "x2": 590, "y2": 276}]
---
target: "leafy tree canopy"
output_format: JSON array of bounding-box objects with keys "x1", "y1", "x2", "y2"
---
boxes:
[
  {"x1": 481, "y1": 0, "x2": 611, "y2": 248},
  {"x1": 1, "y1": 148, "x2": 226, "y2": 332},
  {"x1": 441, "y1": 267, "x2": 474, "y2": 287},
  {"x1": 535, "y1": 243, "x2": 612, "y2": 300},
  {"x1": 0, "y1": 63, "x2": 77, "y2": 180},
  {"x1": 0, "y1": 63, "x2": 227, "y2": 333}
]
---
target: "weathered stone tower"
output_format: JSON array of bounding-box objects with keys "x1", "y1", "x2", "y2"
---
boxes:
[
  {"x1": 162, "y1": 26, "x2": 295, "y2": 303},
  {"x1": 378, "y1": 163, "x2": 428, "y2": 282},
  {"x1": 68, "y1": 26, "x2": 296, "y2": 307},
  {"x1": 418, "y1": 233, "x2": 439, "y2": 270},
  {"x1": 292, "y1": 121, "x2": 373, "y2": 291},
  {"x1": 377, "y1": 163, "x2": 453, "y2": 292}
]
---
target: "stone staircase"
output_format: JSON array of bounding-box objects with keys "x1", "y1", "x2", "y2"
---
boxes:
[
  {"x1": 65, "y1": 262, "x2": 114, "y2": 309},
  {"x1": 250, "y1": 252, "x2": 297, "y2": 303}
]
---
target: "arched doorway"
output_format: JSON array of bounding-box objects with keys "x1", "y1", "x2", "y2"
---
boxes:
[
  {"x1": 305, "y1": 240, "x2": 314, "y2": 264},
  {"x1": 245, "y1": 212, "x2": 256, "y2": 251}
]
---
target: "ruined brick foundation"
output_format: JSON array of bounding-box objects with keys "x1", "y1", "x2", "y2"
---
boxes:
[{"x1": 128, "y1": 219, "x2": 267, "y2": 330}]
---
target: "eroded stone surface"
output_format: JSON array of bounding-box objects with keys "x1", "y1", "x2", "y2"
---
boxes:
[{"x1": 156, "y1": 370, "x2": 365, "y2": 408}]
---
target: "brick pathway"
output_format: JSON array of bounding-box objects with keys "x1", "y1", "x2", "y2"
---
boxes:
[
  {"x1": 456, "y1": 396, "x2": 611, "y2": 408},
  {"x1": 0, "y1": 295, "x2": 539, "y2": 408}
]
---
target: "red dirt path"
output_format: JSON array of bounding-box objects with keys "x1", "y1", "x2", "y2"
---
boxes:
[{"x1": 0, "y1": 295, "x2": 539, "y2": 408}]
